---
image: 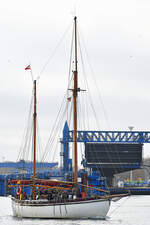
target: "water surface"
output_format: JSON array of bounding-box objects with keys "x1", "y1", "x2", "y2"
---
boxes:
[{"x1": 0, "y1": 195, "x2": 150, "y2": 225}]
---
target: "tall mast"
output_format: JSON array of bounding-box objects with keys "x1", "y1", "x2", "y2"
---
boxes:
[
  {"x1": 33, "y1": 80, "x2": 37, "y2": 200},
  {"x1": 73, "y1": 16, "x2": 78, "y2": 187}
]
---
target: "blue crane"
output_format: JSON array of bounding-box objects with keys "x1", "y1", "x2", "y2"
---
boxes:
[{"x1": 62, "y1": 122, "x2": 150, "y2": 172}]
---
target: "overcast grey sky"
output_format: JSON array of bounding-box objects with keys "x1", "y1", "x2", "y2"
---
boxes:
[{"x1": 1, "y1": 0, "x2": 150, "y2": 161}]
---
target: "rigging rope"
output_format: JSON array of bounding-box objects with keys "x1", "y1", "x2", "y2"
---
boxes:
[
  {"x1": 77, "y1": 26, "x2": 121, "y2": 178},
  {"x1": 41, "y1": 23, "x2": 75, "y2": 163},
  {"x1": 37, "y1": 21, "x2": 73, "y2": 81},
  {"x1": 16, "y1": 18, "x2": 123, "y2": 187},
  {"x1": 41, "y1": 91, "x2": 68, "y2": 162},
  {"x1": 78, "y1": 25, "x2": 111, "y2": 130},
  {"x1": 17, "y1": 90, "x2": 34, "y2": 161}
]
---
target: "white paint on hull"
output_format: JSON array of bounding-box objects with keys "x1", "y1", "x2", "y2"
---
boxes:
[{"x1": 11, "y1": 197, "x2": 110, "y2": 219}]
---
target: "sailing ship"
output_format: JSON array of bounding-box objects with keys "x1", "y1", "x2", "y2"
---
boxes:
[{"x1": 9, "y1": 17, "x2": 128, "y2": 219}]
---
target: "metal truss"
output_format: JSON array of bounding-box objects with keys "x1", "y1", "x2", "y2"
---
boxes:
[{"x1": 68, "y1": 131, "x2": 150, "y2": 143}]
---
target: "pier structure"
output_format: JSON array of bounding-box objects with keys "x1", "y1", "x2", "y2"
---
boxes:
[
  {"x1": 1, "y1": 123, "x2": 150, "y2": 196},
  {"x1": 0, "y1": 161, "x2": 59, "y2": 196}
]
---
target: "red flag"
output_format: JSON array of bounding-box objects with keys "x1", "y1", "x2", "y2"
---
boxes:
[
  {"x1": 25, "y1": 65, "x2": 31, "y2": 70},
  {"x1": 67, "y1": 97, "x2": 71, "y2": 102}
]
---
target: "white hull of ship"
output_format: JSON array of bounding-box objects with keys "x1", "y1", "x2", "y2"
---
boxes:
[{"x1": 11, "y1": 197, "x2": 110, "y2": 219}]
